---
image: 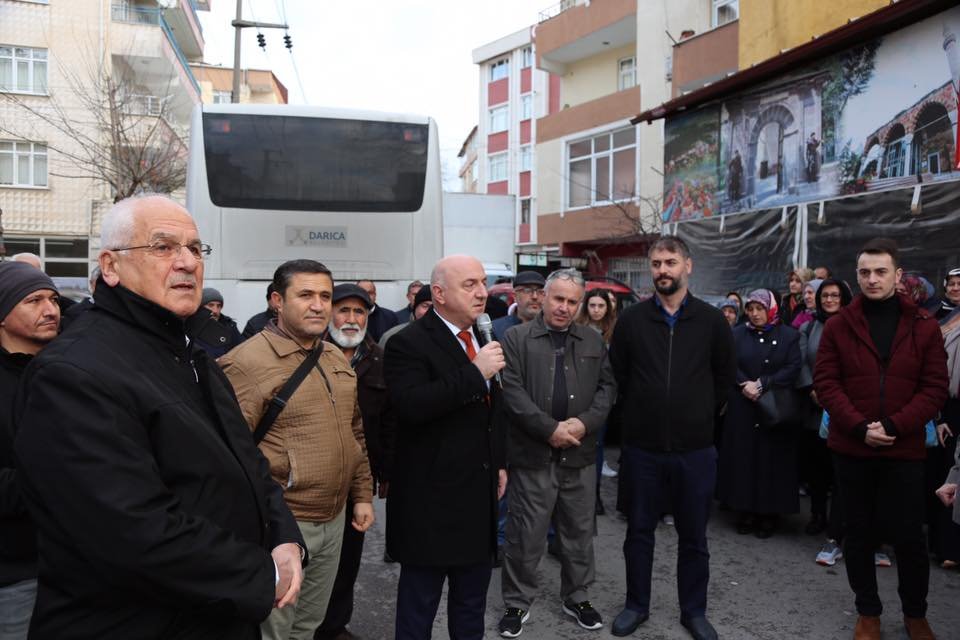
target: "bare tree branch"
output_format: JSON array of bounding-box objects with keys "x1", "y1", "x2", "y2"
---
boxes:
[{"x1": 0, "y1": 37, "x2": 188, "y2": 202}]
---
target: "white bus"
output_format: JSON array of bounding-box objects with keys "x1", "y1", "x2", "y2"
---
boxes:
[{"x1": 185, "y1": 104, "x2": 443, "y2": 323}]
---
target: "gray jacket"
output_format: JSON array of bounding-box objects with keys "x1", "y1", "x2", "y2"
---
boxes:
[{"x1": 500, "y1": 314, "x2": 616, "y2": 469}]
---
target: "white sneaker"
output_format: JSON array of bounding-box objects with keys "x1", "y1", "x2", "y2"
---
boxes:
[
  {"x1": 816, "y1": 540, "x2": 842, "y2": 566},
  {"x1": 661, "y1": 514, "x2": 675, "y2": 526},
  {"x1": 601, "y1": 461, "x2": 618, "y2": 478},
  {"x1": 875, "y1": 552, "x2": 892, "y2": 567}
]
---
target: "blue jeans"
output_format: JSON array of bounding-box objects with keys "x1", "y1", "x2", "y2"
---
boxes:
[
  {"x1": 0, "y1": 579, "x2": 36, "y2": 640},
  {"x1": 621, "y1": 446, "x2": 716, "y2": 619}
]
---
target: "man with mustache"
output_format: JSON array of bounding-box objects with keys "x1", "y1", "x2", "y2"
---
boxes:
[
  {"x1": 608, "y1": 236, "x2": 735, "y2": 640},
  {"x1": 0, "y1": 262, "x2": 60, "y2": 639},
  {"x1": 493, "y1": 271, "x2": 546, "y2": 340},
  {"x1": 13, "y1": 194, "x2": 306, "y2": 639},
  {"x1": 496, "y1": 268, "x2": 616, "y2": 637},
  {"x1": 315, "y1": 283, "x2": 395, "y2": 640},
  {"x1": 221, "y1": 261, "x2": 374, "y2": 640}
]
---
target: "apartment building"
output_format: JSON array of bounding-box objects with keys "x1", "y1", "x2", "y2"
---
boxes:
[
  {"x1": 190, "y1": 62, "x2": 288, "y2": 104},
  {"x1": 457, "y1": 125, "x2": 479, "y2": 193},
  {"x1": 0, "y1": 0, "x2": 208, "y2": 277},
  {"x1": 470, "y1": 27, "x2": 551, "y2": 250}
]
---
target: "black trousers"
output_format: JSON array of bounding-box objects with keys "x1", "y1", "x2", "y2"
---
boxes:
[
  {"x1": 314, "y1": 502, "x2": 365, "y2": 638},
  {"x1": 394, "y1": 562, "x2": 491, "y2": 640},
  {"x1": 621, "y1": 445, "x2": 716, "y2": 619},
  {"x1": 832, "y1": 453, "x2": 929, "y2": 618}
]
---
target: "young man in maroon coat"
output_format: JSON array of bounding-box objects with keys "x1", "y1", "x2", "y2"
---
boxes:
[{"x1": 814, "y1": 238, "x2": 948, "y2": 640}]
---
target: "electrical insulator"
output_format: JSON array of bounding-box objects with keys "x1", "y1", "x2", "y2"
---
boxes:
[
  {"x1": 284, "y1": 34, "x2": 292, "y2": 50},
  {"x1": 256, "y1": 33, "x2": 266, "y2": 49}
]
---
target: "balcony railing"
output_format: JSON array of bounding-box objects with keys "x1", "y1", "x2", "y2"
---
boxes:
[
  {"x1": 111, "y1": 4, "x2": 161, "y2": 25},
  {"x1": 110, "y1": 4, "x2": 201, "y2": 99},
  {"x1": 185, "y1": 0, "x2": 204, "y2": 36},
  {"x1": 538, "y1": 0, "x2": 576, "y2": 23}
]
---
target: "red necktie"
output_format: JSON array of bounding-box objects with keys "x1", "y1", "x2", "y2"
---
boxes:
[{"x1": 457, "y1": 330, "x2": 477, "y2": 360}]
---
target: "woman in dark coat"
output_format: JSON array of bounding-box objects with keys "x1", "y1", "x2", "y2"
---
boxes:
[
  {"x1": 796, "y1": 279, "x2": 853, "y2": 563},
  {"x1": 718, "y1": 289, "x2": 802, "y2": 538}
]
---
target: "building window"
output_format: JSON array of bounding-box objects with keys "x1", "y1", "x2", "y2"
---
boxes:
[
  {"x1": 618, "y1": 56, "x2": 636, "y2": 91},
  {"x1": 0, "y1": 141, "x2": 47, "y2": 187},
  {"x1": 567, "y1": 127, "x2": 636, "y2": 208},
  {"x1": 608, "y1": 257, "x2": 650, "y2": 293},
  {"x1": 712, "y1": 0, "x2": 739, "y2": 27},
  {"x1": 520, "y1": 198, "x2": 531, "y2": 225},
  {"x1": 488, "y1": 152, "x2": 508, "y2": 182},
  {"x1": 4, "y1": 236, "x2": 90, "y2": 277},
  {"x1": 488, "y1": 105, "x2": 508, "y2": 133},
  {"x1": 521, "y1": 94, "x2": 532, "y2": 120},
  {"x1": 521, "y1": 46, "x2": 533, "y2": 68},
  {"x1": 0, "y1": 46, "x2": 48, "y2": 94},
  {"x1": 212, "y1": 90, "x2": 232, "y2": 104},
  {"x1": 520, "y1": 145, "x2": 532, "y2": 172},
  {"x1": 490, "y1": 58, "x2": 509, "y2": 82}
]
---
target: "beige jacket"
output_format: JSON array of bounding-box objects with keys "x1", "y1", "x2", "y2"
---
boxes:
[{"x1": 219, "y1": 326, "x2": 373, "y2": 522}]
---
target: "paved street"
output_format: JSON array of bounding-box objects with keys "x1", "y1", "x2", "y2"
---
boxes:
[{"x1": 346, "y1": 452, "x2": 959, "y2": 639}]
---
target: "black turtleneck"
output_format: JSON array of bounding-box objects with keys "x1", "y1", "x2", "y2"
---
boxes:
[{"x1": 862, "y1": 294, "x2": 900, "y2": 362}]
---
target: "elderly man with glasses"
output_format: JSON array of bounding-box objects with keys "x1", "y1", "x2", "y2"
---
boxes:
[{"x1": 13, "y1": 194, "x2": 305, "y2": 640}]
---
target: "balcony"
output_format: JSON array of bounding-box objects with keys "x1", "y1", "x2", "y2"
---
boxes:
[
  {"x1": 162, "y1": 0, "x2": 205, "y2": 61},
  {"x1": 110, "y1": 4, "x2": 201, "y2": 120},
  {"x1": 536, "y1": 85, "x2": 640, "y2": 144},
  {"x1": 535, "y1": 0, "x2": 636, "y2": 75},
  {"x1": 671, "y1": 20, "x2": 739, "y2": 98}
]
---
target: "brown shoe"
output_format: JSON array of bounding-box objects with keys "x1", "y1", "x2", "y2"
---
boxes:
[
  {"x1": 853, "y1": 615, "x2": 881, "y2": 640},
  {"x1": 904, "y1": 617, "x2": 936, "y2": 640}
]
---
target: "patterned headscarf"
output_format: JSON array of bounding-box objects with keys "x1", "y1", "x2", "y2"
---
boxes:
[
  {"x1": 745, "y1": 288, "x2": 780, "y2": 330},
  {"x1": 898, "y1": 274, "x2": 928, "y2": 305}
]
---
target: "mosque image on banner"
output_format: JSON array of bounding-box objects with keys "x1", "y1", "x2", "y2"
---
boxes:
[{"x1": 662, "y1": 5, "x2": 960, "y2": 224}]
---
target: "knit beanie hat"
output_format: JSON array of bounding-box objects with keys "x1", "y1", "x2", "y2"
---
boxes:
[
  {"x1": 0, "y1": 261, "x2": 58, "y2": 323},
  {"x1": 201, "y1": 287, "x2": 223, "y2": 307}
]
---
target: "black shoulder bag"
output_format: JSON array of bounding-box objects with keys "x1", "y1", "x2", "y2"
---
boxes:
[
  {"x1": 252, "y1": 345, "x2": 322, "y2": 444},
  {"x1": 755, "y1": 327, "x2": 802, "y2": 431}
]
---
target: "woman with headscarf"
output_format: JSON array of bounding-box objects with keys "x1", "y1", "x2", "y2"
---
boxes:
[
  {"x1": 725, "y1": 291, "x2": 745, "y2": 325},
  {"x1": 718, "y1": 289, "x2": 802, "y2": 538},
  {"x1": 718, "y1": 299, "x2": 740, "y2": 328},
  {"x1": 780, "y1": 267, "x2": 814, "y2": 327},
  {"x1": 794, "y1": 279, "x2": 853, "y2": 557},
  {"x1": 937, "y1": 268, "x2": 960, "y2": 321},
  {"x1": 790, "y1": 279, "x2": 822, "y2": 330},
  {"x1": 575, "y1": 289, "x2": 618, "y2": 513}
]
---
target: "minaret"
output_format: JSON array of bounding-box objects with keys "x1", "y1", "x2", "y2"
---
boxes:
[{"x1": 944, "y1": 23, "x2": 960, "y2": 169}]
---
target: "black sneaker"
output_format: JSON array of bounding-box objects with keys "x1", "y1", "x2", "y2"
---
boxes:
[
  {"x1": 498, "y1": 608, "x2": 529, "y2": 638},
  {"x1": 562, "y1": 601, "x2": 603, "y2": 630}
]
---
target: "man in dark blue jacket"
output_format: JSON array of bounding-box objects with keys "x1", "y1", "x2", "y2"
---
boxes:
[{"x1": 608, "y1": 236, "x2": 734, "y2": 640}]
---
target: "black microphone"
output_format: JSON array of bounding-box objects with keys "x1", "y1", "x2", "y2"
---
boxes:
[{"x1": 476, "y1": 313, "x2": 502, "y2": 388}]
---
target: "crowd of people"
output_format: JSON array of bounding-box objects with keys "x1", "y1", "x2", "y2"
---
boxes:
[{"x1": 1, "y1": 193, "x2": 959, "y2": 640}]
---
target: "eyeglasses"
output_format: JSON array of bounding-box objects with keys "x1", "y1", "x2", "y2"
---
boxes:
[
  {"x1": 515, "y1": 287, "x2": 545, "y2": 296},
  {"x1": 112, "y1": 240, "x2": 212, "y2": 260},
  {"x1": 820, "y1": 292, "x2": 842, "y2": 299}
]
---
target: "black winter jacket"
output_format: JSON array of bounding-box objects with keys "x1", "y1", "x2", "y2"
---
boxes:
[
  {"x1": 609, "y1": 295, "x2": 735, "y2": 452},
  {"x1": 13, "y1": 283, "x2": 304, "y2": 640},
  {"x1": 0, "y1": 347, "x2": 35, "y2": 587}
]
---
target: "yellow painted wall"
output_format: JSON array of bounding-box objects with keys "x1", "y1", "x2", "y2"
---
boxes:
[
  {"x1": 560, "y1": 44, "x2": 635, "y2": 109},
  {"x1": 739, "y1": 0, "x2": 889, "y2": 68}
]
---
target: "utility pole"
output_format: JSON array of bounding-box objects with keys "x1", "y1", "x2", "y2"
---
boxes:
[{"x1": 232, "y1": 0, "x2": 288, "y2": 103}]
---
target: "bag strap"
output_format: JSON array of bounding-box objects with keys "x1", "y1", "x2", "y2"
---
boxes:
[{"x1": 253, "y1": 344, "x2": 323, "y2": 444}]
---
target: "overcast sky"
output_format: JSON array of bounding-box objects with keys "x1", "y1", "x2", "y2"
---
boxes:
[{"x1": 198, "y1": 0, "x2": 548, "y2": 188}]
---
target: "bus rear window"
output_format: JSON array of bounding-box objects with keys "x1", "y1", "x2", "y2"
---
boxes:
[{"x1": 202, "y1": 114, "x2": 428, "y2": 212}]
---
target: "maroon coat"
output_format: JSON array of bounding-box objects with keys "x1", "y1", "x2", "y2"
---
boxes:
[{"x1": 814, "y1": 294, "x2": 948, "y2": 460}]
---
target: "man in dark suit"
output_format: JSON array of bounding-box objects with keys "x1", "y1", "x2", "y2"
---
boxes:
[
  {"x1": 384, "y1": 254, "x2": 507, "y2": 640},
  {"x1": 13, "y1": 195, "x2": 305, "y2": 640}
]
